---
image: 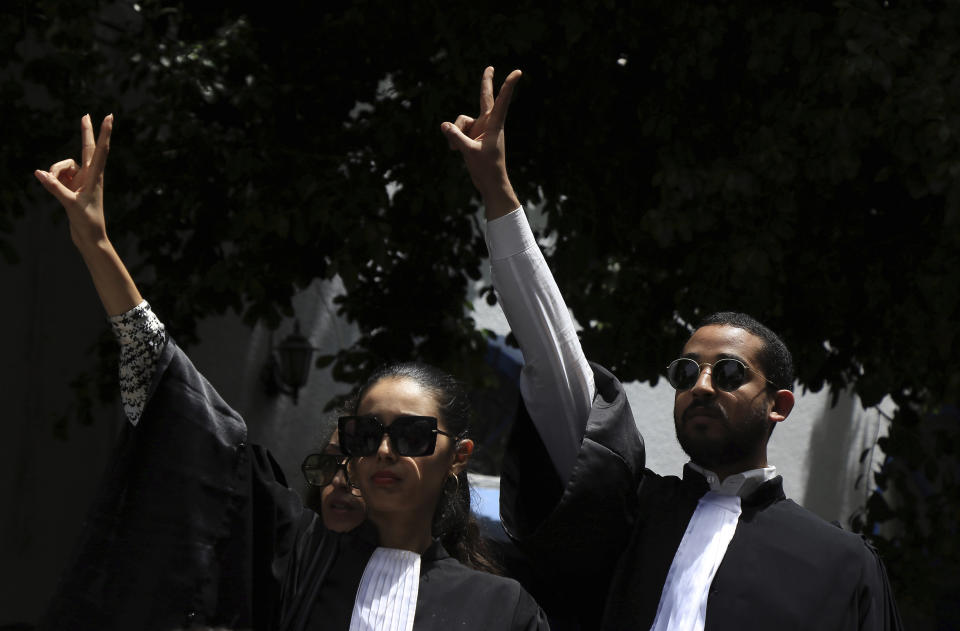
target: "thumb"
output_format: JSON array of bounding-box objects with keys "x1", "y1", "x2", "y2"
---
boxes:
[
  {"x1": 441, "y1": 122, "x2": 475, "y2": 153},
  {"x1": 34, "y1": 170, "x2": 76, "y2": 206}
]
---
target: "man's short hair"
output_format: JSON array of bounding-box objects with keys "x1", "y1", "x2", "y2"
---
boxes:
[{"x1": 696, "y1": 312, "x2": 795, "y2": 392}]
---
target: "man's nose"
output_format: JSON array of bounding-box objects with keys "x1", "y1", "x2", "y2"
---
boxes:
[{"x1": 690, "y1": 365, "x2": 715, "y2": 396}]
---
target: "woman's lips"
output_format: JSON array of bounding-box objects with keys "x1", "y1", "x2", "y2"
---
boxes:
[
  {"x1": 372, "y1": 470, "x2": 401, "y2": 485},
  {"x1": 328, "y1": 499, "x2": 360, "y2": 512},
  {"x1": 325, "y1": 488, "x2": 362, "y2": 512}
]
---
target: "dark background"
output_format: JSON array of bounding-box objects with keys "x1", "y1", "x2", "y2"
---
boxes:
[{"x1": 2, "y1": 0, "x2": 958, "y2": 627}]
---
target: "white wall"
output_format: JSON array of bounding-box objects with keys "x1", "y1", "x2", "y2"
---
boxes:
[
  {"x1": 472, "y1": 277, "x2": 894, "y2": 525},
  {"x1": 185, "y1": 278, "x2": 360, "y2": 483}
]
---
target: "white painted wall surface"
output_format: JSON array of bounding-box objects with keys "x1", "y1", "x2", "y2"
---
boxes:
[{"x1": 471, "y1": 278, "x2": 893, "y2": 525}]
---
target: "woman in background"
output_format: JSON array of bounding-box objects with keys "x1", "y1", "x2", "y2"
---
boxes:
[
  {"x1": 302, "y1": 432, "x2": 366, "y2": 533},
  {"x1": 35, "y1": 99, "x2": 543, "y2": 630}
]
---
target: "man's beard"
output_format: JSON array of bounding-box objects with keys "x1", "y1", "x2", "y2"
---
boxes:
[{"x1": 676, "y1": 399, "x2": 770, "y2": 471}]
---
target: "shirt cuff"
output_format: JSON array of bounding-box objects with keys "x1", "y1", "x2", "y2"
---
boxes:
[
  {"x1": 485, "y1": 207, "x2": 536, "y2": 260},
  {"x1": 108, "y1": 300, "x2": 167, "y2": 425},
  {"x1": 108, "y1": 300, "x2": 158, "y2": 341}
]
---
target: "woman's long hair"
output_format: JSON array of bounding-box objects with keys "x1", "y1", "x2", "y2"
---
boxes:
[{"x1": 350, "y1": 362, "x2": 502, "y2": 575}]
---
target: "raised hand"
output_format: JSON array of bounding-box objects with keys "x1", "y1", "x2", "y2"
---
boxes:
[
  {"x1": 34, "y1": 114, "x2": 141, "y2": 315},
  {"x1": 35, "y1": 114, "x2": 113, "y2": 249},
  {"x1": 442, "y1": 66, "x2": 522, "y2": 219}
]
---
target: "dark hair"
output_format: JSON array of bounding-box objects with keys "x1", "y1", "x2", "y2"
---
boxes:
[
  {"x1": 696, "y1": 312, "x2": 795, "y2": 393},
  {"x1": 351, "y1": 362, "x2": 502, "y2": 575}
]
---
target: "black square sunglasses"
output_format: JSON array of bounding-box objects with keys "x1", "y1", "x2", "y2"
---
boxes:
[
  {"x1": 338, "y1": 415, "x2": 458, "y2": 458},
  {"x1": 666, "y1": 357, "x2": 779, "y2": 392}
]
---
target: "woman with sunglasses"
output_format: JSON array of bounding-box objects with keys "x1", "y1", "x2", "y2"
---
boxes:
[
  {"x1": 302, "y1": 433, "x2": 366, "y2": 533},
  {"x1": 35, "y1": 113, "x2": 547, "y2": 630},
  {"x1": 301, "y1": 363, "x2": 502, "y2": 568}
]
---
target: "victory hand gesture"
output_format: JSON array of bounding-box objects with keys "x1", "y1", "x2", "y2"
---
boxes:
[
  {"x1": 34, "y1": 114, "x2": 141, "y2": 316},
  {"x1": 35, "y1": 114, "x2": 114, "y2": 249},
  {"x1": 442, "y1": 67, "x2": 522, "y2": 219}
]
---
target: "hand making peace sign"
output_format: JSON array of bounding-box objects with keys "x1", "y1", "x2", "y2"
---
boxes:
[
  {"x1": 34, "y1": 114, "x2": 114, "y2": 249},
  {"x1": 34, "y1": 114, "x2": 141, "y2": 315},
  {"x1": 442, "y1": 67, "x2": 522, "y2": 220}
]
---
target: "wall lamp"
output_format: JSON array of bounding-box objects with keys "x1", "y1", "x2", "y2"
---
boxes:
[{"x1": 261, "y1": 320, "x2": 316, "y2": 404}]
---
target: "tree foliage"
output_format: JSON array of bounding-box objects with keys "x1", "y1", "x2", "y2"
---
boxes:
[{"x1": 5, "y1": 0, "x2": 959, "y2": 623}]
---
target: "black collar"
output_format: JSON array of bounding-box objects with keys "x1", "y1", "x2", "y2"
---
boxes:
[
  {"x1": 347, "y1": 520, "x2": 450, "y2": 562},
  {"x1": 681, "y1": 464, "x2": 786, "y2": 507}
]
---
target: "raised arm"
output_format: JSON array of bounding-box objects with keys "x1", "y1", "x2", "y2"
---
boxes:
[
  {"x1": 34, "y1": 114, "x2": 141, "y2": 316},
  {"x1": 35, "y1": 115, "x2": 165, "y2": 425},
  {"x1": 442, "y1": 68, "x2": 595, "y2": 484}
]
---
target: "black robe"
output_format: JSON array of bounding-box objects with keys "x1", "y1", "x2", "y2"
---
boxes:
[
  {"x1": 41, "y1": 338, "x2": 547, "y2": 631},
  {"x1": 500, "y1": 363, "x2": 904, "y2": 630}
]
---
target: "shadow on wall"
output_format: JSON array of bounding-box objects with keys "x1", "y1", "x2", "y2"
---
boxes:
[{"x1": 801, "y1": 390, "x2": 882, "y2": 525}]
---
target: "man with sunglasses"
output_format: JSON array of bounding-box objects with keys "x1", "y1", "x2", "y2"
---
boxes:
[{"x1": 443, "y1": 67, "x2": 902, "y2": 630}]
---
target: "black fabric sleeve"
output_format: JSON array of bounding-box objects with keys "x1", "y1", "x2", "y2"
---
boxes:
[
  {"x1": 858, "y1": 538, "x2": 905, "y2": 631},
  {"x1": 499, "y1": 362, "x2": 644, "y2": 617},
  {"x1": 41, "y1": 338, "x2": 304, "y2": 631},
  {"x1": 511, "y1": 586, "x2": 552, "y2": 631}
]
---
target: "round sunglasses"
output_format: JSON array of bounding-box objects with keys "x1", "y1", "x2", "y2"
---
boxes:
[
  {"x1": 338, "y1": 415, "x2": 459, "y2": 458},
  {"x1": 666, "y1": 357, "x2": 778, "y2": 392},
  {"x1": 301, "y1": 453, "x2": 350, "y2": 487}
]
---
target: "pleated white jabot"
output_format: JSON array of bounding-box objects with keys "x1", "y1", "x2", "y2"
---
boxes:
[{"x1": 349, "y1": 547, "x2": 421, "y2": 631}]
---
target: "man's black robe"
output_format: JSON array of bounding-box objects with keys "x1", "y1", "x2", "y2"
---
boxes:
[
  {"x1": 41, "y1": 339, "x2": 546, "y2": 631},
  {"x1": 500, "y1": 363, "x2": 903, "y2": 630}
]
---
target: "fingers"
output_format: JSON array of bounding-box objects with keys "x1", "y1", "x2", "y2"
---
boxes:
[
  {"x1": 479, "y1": 66, "x2": 495, "y2": 115},
  {"x1": 89, "y1": 114, "x2": 114, "y2": 181},
  {"x1": 443, "y1": 67, "x2": 520, "y2": 150},
  {"x1": 489, "y1": 69, "x2": 522, "y2": 129},
  {"x1": 454, "y1": 114, "x2": 475, "y2": 134},
  {"x1": 49, "y1": 159, "x2": 79, "y2": 182},
  {"x1": 34, "y1": 113, "x2": 113, "y2": 208},
  {"x1": 34, "y1": 169, "x2": 76, "y2": 206},
  {"x1": 81, "y1": 114, "x2": 95, "y2": 166},
  {"x1": 440, "y1": 121, "x2": 476, "y2": 153},
  {"x1": 442, "y1": 116, "x2": 476, "y2": 149}
]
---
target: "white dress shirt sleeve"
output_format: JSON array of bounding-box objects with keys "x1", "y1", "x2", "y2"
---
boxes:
[{"x1": 486, "y1": 207, "x2": 595, "y2": 484}]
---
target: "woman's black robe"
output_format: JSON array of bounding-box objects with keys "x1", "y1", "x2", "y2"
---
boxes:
[{"x1": 41, "y1": 339, "x2": 546, "y2": 631}]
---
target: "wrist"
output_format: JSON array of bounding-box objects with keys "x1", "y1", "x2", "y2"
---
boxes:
[
  {"x1": 73, "y1": 234, "x2": 114, "y2": 259},
  {"x1": 480, "y1": 176, "x2": 520, "y2": 221}
]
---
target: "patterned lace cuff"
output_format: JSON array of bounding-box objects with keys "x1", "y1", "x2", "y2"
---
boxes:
[{"x1": 108, "y1": 300, "x2": 167, "y2": 425}]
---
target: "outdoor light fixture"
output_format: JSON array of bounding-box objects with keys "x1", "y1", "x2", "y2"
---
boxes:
[{"x1": 261, "y1": 320, "x2": 316, "y2": 404}]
